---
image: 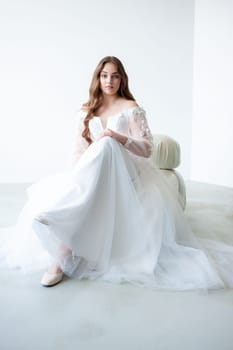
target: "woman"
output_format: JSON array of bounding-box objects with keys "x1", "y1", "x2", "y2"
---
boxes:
[{"x1": 1, "y1": 56, "x2": 232, "y2": 290}]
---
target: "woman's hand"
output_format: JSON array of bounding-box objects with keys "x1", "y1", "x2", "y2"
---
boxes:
[
  {"x1": 96, "y1": 128, "x2": 113, "y2": 141},
  {"x1": 96, "y1": 128, "x2": 128, "y2": 145}
]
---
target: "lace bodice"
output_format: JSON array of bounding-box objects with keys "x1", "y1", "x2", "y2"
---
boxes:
[{"x1": 71, "y1": 106, "x2": 154, "y2": 166}]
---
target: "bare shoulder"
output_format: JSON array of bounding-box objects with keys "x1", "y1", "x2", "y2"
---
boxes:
[
  {"x1": 120, "y1": 98, "x2": 138, "y2": 110},
  {"x1": 124, "y1": 99, "x2": 138, "y2": 108}
]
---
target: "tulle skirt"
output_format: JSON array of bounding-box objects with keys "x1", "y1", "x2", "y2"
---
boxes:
[{"x1": 1, "y1": 137, "x2": 233, "y2": 290}]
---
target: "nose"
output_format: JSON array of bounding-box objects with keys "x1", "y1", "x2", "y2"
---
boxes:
[{"x1": 106, "y1": 75, "x2": 112, "y2": 83}]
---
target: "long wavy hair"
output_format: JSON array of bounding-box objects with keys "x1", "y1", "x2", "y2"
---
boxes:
[{"x1": 81, "y1": 56, "x2": 135, "y2": 144}]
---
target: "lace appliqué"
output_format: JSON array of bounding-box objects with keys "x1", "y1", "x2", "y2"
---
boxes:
[
  {"x1": 126, "y1": 107, "x2": 154, "y2": 157},
  {"x1": 122, "y1": 107, "x2": 154, "y2": 158},
  {"x1": 132, "y1": 107, "x2": 154, "y2": 145}
]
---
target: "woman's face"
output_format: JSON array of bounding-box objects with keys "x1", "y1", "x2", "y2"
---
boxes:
[{"x1": 100, "y1": 63, "x2": 121, "y2": 96}]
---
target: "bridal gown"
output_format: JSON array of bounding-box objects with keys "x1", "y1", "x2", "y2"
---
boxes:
[{"x1": 1, "y1": 106, "x2": 233, "y2": 290}]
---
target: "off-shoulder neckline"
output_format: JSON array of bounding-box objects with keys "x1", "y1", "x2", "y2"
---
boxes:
[{"x1": 93, "y1": 105, "x2": 142, "y2": 119}]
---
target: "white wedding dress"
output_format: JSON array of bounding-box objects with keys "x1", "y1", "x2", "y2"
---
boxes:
[{"x1": 1, "y1": 106, "x2": 233, "y2": 290}]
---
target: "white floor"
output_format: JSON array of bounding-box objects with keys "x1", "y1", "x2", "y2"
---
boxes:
[{"x1": 0, "y1": 182, "x2": 233, "y2": 350}]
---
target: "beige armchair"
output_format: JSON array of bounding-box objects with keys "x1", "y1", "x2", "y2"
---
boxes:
[{"x1": 152, "y1": 134, "x2": 186, "y2": 210}]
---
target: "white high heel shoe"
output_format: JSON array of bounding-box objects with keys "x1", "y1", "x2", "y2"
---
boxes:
[{"x1": 40, "y1": 271, "x2": 64, "y2": 287}]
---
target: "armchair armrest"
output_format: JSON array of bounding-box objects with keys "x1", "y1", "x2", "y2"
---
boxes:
[
  {"x1": 151, "y1": 134, "x2": 180, "y2": 169},
  {"x1": 151, "y1": 134, "x2": 186, "y2": 210}
]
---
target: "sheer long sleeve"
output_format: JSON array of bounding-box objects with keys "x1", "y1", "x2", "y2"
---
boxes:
[
  {"x1": 70, "y1": 110, "x2": 89, "y2": 167},
  {"x1": 124, "y1": 107, "x2": 154, "y2": 158}
]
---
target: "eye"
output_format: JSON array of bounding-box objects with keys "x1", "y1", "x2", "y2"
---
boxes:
[
  {"x1": 100, "y1": 74, "x2": 107, "y2": 79},
  {"x1": 112, "y1": 74, "x2": 120, "y2": 79}
]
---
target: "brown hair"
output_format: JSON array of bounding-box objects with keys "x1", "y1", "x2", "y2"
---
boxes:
[{"x1": 81, "y1": 56, "x2": 135, "y2": 144}]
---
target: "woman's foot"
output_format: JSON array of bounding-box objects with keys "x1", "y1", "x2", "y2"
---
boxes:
[
  {"x1": 41, "y1": 263, "x2": 63, "y2": 287},
  {"x1": 47, "y1": 263, "x2": 63, "y2": 274}
]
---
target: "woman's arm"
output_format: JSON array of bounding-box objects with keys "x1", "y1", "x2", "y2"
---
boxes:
[
  {"x1": 124, "y1": 107, "x2": 154, "y2": 157},
  {"x1": 97, "y1": 107, "x2": 154, "y2": 158},
  {"x1": 70, "y1": 110, "x2": 89, "y2": 166}
]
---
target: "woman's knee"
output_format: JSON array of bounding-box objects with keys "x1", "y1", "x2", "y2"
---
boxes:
[{"x1": 98, "y1": 136, "x2": 116, "y2": 150}]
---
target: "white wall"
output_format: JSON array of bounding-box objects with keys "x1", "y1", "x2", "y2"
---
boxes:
[
  {"x1": 0, "y1": 0, "x2": 194, "y2": 183},
  {"x1": 191, "y1": 0, "x2": 233, "y2": 188}
]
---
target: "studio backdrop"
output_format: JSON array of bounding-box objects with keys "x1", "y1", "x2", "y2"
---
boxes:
[{"x1": 0, "y1": 0, "x2": 232, "y2": 187}]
